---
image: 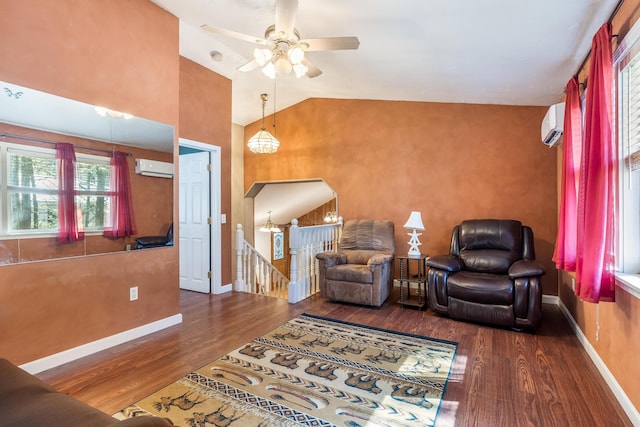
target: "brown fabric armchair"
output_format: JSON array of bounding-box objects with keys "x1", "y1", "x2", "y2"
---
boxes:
[
  {"x1": 426, "y1": 219, "x2": 545, "y2": 330},
  {"x1": 316, "y1": 219, "x2": 395, "y2": 307}
]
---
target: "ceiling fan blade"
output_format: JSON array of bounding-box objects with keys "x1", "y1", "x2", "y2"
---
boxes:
[
  {"x1": 275, "y1": 0, "x2": 298, "y2": 40},
  {"x1": 238, "y1": 58, "x2": 259, "y2": 72},
  {"x1": 302, "y1": 58, "x2": 322, "y2": 78},
  {"x1": 300, "y1": 37, "x2": 360, "y2": 51},
  {"x1": 201, "y1": 24, "x2": 268, "y2": 46}
]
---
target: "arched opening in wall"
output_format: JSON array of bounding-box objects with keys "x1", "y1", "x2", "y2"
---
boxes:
[{"x1": 244, "y1": 179, "x2": 337, "y2": 279}]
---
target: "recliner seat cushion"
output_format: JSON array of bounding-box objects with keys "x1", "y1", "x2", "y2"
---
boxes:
[
  {"x1": 447, "y1": 271, "x2": 514, "y2": 305},
  {"x1": 342, "y1": 249, "x2": 390, "y2": 265},
  {"x1": 326, "y1": 264, "x2": 373, "y2": 284}
]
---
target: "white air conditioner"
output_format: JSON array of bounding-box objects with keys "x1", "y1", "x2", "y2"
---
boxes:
[
  {"x1": 541, "y1": 102, "x2": 565, "y2": 147},
  {"x1": 135, "y1": 158, "x2": 173, "y2": 178}
]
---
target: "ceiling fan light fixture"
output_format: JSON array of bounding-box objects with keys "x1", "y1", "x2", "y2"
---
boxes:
[
  {"x1": 275, "y1": 55, "x2": 292, "y2": 75},
  {"x1": 292, "y1": 62, "x2": 308, "y2": 78},
  {"x1": 288, "y1": 46, "x2": 305, "y2": 64},
  {"x1": 262, "y1": 62, "x2": 276, "y2": 79},
  {"x1": 254, "y1": 48, "x2": 272, "y2": 67}
]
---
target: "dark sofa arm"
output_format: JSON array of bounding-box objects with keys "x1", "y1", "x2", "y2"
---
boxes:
[
  {"x1": 108, "y1": 417, "x2": 174, "y2": 426},
  {"x1": 316, "y1": 252, "x2": 347, "y2": 267},
  {"x1": 109, "y1": 417, "x2": 174, "y2": 426},
  {"x1": 425, "y1": 255, "x2": 464, "y2": 272},
  {"x1": 509, "y1": 260, "x2": 545, "y2": 279}
]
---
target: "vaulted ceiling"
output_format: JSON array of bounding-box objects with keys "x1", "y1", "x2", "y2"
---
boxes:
[{"x1": 152, "y1": 0, "x2": 619, "y2": 126}]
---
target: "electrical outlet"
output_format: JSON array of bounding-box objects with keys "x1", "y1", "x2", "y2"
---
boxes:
[{"x1": 130, "y1": 286, "x2": 138, "y2": 301}]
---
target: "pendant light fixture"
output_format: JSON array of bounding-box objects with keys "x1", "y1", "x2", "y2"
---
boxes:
[
  {"x1": 259, "y1": 210, "x2": 281, "y2": 233},
  {"x1": 247, "y1": 93, "x2": 280, "y2": 154}
]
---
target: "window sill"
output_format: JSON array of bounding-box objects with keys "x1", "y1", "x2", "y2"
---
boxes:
[{"x1": 615, "y1": 273, "x2": 640, "y2": 300}]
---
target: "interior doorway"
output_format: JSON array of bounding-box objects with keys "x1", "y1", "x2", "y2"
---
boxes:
[
  {"x1": 178, "y1": 138, "x2": 227, "y2": 294},
  {"x1": 246, "y1": 179, "x2": 337, "y2": 274}
]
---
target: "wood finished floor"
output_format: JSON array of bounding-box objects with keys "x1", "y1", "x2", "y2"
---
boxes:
[{"x1": 38, "y1": 288, "x2": 632, "y2": 426}]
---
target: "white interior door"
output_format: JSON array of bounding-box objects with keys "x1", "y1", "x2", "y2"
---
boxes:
[{"x1": 179, "y1": 151, "x2": 211, "y2": 293}]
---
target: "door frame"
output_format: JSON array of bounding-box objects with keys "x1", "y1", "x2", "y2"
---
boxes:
[{"x1": 178, "y1": 137, "x2": 228, "y2": 294}]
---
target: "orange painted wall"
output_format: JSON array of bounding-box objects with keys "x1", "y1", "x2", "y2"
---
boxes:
[
  {"x1": 178, "y1": 57, "x2": 233, "y2": 286},
  {"x1": 0, "y1": 0, "x2": 180, "y2": 365},
  {"x1": 557, "y1": 0, "x2": 640, "y2": 412},
  {"x1": 245, "y1": 98, "x2": 558, "y2": 294}
]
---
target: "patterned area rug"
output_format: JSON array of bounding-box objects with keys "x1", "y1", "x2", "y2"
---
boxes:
[{"x1": 115, "y1": 313, "x2": 457, "y2": 426}]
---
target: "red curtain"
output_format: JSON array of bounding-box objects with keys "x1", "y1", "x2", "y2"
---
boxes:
[
  {"x1": 552, "y1": 77, "x2": 582, "y2": 271},
  {"x1": 56, "y1": 143, "x2": 84, "y2": 243},
  {"x1": 575, "y1": 23, "x2": 617, "y2": 303},
  {"x1": 103, "y1": 151, "x2": 136, "y2": 238}
]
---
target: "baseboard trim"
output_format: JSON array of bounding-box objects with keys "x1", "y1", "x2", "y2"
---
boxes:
[
  {"x1": 556, "y1": 300, "x2": 640, "y2": 425},
  {"x1": 20, "y1": 313, "x2": 183, "y2": 375}
]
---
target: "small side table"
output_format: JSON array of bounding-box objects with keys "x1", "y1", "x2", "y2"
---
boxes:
[{"x1": 397, "y1": 254, "x2": 428, "y2": 310}]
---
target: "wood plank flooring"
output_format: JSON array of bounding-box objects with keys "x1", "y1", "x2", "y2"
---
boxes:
[{"x1": 38, "y1": 288, "x2": 633, "y2": 426}]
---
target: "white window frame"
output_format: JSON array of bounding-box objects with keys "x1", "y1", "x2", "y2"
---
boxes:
[
  {"x1": 0, "y1": 141, "x2": 111, "y2": 238},
  {"x1": 614, "y1": 19, "x2": 640, "y2": 299}
]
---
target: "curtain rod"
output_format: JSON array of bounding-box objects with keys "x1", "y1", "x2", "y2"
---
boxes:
[
  {"x1": 0, "y1": 132, "x2": 132, "y2": 156},
  {"x1": 574, "y1": 0, "x2": 625, "y2": 79}
]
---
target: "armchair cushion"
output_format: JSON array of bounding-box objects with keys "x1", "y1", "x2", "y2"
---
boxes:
[
  {"x1": 447, "y1": 272, "x2": 514, "y2": 305},
  {"x1": 509, "y1": 260, "x2": 545, "y2": 279},
  {"x1": 326, "y1": 264, "x2": 373, "y2": 284},
  {"x1": 460, "y1": 249, "x2": 520, "y2": 274},
  {"x1": 343, "y1": 249, "x2": 388, "y2": 265}
]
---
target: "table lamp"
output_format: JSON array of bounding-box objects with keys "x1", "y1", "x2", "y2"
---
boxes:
[{"x1": 404, "y1": 211, "x2": 425, "y2": 258}]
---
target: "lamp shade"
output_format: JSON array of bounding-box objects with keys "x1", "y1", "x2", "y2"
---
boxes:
[
  {"x1": 247, "y1": 129, "x2": 280, "y2": 154},
  {"x1": 403, "y1": 211, "x2": 425, "y2": 230}
]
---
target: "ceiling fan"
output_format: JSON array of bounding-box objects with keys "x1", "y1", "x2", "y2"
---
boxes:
[{"x1": 201, "y1": 0, "x2": 359, "y2": 79}]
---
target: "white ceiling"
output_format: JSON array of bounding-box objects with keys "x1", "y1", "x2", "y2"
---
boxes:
[
  {"x1": 152, "y1": 0, "x2": 619, "y2": 126},
  {"x1": 253, "y1": 180, "x2": 335, "y2": 226}
]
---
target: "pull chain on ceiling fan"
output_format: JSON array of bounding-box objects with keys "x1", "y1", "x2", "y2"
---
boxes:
[{"x1": 201, "y1": 0, "x2": 359, "y2": 79}]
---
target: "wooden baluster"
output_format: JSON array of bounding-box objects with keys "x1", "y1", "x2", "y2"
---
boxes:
[
  {"x1": 288, "y1": 219, "x2": 299, "y2": 303},
  {"x1": 235, "y1": 224, "x2": 245, "y2": 292}
]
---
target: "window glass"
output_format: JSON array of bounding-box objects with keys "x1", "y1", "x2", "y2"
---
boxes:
[
  {"x1": 75, "y1": 160, "x2": 111, "y2": 230},
  {"x1": 1, "y1": 144, "x2": 113, "y2": 235},
  {"x1": 615, "y1": 22, "x2": 640, "y2": 274},
  {"x1": 7, "y1": 150, "x2": 58, "y2": 232}
]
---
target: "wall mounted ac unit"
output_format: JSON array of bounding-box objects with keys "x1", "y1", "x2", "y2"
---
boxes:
[
  {"x1": 541, "y1": 102, "x2": 565, "y2": 147},
  {"x1": 135, "y1": 158, "x2": 173, "y2": 178}
]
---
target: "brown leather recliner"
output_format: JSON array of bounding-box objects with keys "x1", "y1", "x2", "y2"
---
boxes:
[
  {"x1": 316, "y1": 219, "x2": 395, "y2": 307},
  {"x1": 426, "y1": 219, "x2": 545, "y2": 330}
]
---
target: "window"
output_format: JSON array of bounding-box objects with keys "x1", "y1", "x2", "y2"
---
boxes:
[
  {"x1": 0, "y1": 142, "x2": 111, "y2": 236},
  {"x1": 614, "y1": 20, "x2": 640, "y2": 296},
  {"x1": 75, "y1": 158, "x2": 111, "y2": 230}
]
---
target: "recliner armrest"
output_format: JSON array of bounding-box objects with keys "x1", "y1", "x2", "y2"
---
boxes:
[
  {"x1": 425, "y1": 255, "x2": 464, "y2": 272},
  {"x1": 367, "y1": 254, "x2": 393, "y2": 267},
  {"x1": 316, "y1": 252, "x2": 347, "y2": 267},
  {"x1": 509, "y1": 260, "x2": 545, "y2": 278}
]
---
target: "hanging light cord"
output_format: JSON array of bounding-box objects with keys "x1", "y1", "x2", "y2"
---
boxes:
[
  {"x1": 260, "y1": 93, "x2": 268, "y2": 131},
  {"x1": 273, "y1": 77, "x2": 277, "y2": 138}
]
